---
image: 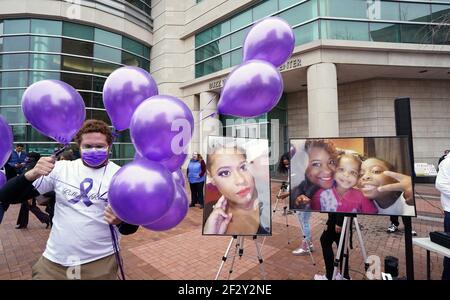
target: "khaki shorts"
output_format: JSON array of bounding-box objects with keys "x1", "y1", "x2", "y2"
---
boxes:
[{"x1": 32, "y1": 254, "x2": 118, "y2": 280}]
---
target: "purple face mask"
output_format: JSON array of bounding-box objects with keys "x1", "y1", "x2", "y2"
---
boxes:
[{"x1": 81, "y1": 147, "x2": 109, "y2": 168}]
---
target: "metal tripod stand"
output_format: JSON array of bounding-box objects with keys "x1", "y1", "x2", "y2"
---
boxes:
[
  {"x1": 332, "y1": 215, "x2": 368, "y2": 280},
  {"x1": 215, "y1": 235, "x2": 266, "y2": 280}
]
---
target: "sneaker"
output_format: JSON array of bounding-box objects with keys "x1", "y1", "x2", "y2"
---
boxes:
[
  {"x1": 335, "y1": 272, "x2": 349, "y2": 280},
  {"x1": 314, "y1": 274, "x2": 328, "y2": 280},
  {"x1": 292, "y1": 240, "x2": 313, "y2": 256},
  {"x1": 387, "y1": 223, "x2": 398, "y2": 233},
  {"x1": 307, "y1": 240, "x2": 315, "y2": 252},
  {"x1": 412, "y1": 230, "x2": 417, "y2": 236}
]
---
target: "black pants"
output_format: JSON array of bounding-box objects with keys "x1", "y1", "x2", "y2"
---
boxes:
[
  {"x1": 189, "y1": 182, "x2": 204, "y2": 206},
  {"x1": 390, "y1": 215, "x2": 400, "y2": 227},
  {"x1": 320, "y1": 227, "x2": 350, "y2": 280},
  {"x1": 443, "y1": 211, "x2": 450, "y2": 280},
  {"x1": 16, "y1": 199, "x2": 49, "y2": 227}
]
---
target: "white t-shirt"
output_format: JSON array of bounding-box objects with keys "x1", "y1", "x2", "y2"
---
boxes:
[
  {"x1": 33, "y1": 159, "x2": 121, "y2": 266},
  {"x1": 374, "y1": 194, "x2": 416, "y2": 216},
  {"x1": 436, "y1": 156, "x2": 450, "y2": 212}
]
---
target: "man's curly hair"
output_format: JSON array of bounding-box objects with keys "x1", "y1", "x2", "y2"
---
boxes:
[{"x1": 74, "y1": 120, "x2": 113, "y2": 146}]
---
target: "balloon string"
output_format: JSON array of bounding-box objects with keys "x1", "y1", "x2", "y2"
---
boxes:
[
  {"x1": 194, "y1": 111, "x2": 218, "y2": 125},
  {"x1": 112, "y1": 127, "x2": 119, "y2": 143},
  {"x1": 110, "y1": 224, "x2": 126, "y2": 280},
  {"x1": 199, "y1": 96, "x2": 216, "y2": 113}
]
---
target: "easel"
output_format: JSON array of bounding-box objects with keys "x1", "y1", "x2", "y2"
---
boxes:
[
  {"x1": 262, "y1": 182, "x2": 291, "y2": 247},
  {"x1": 215, "y1": 235, "x2": 266, "y2": 280},
  {"x1": 261, "y1": 181, "x2": 316, "y2": 265},
  {"x1": 332, "y1": 215, "x2": 368, "y2": 280}
]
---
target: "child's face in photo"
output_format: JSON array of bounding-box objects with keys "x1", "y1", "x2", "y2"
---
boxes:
[
  {"x1": 358, "y1": 158, "x2": 396, "y2": 200},
  {"x1": 305, "y1": 147, "x2": 336, "y2": 189},
  {"x1": 335, "y1": 156, "x2": 359, "y2": 190},
  {"x1": 209, "y1": 149, "x2": 256, "y2": 206}
]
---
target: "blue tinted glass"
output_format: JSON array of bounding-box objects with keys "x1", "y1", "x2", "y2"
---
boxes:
[
  {"x1": 432, "y1": 4, "x2": 450, "y2": 23},
  {"x1": 31, "y1": 36, "x2": 61, "y2": 53},
  {"x1": 31, "y1": 19, "x2": 62, "y2": 35},
  {"x1": 63, "y1": 22, "x2": 94, "y2": 40},
  {"x1": 253, "y1": 0, "x2": 278, "y2": 21},
  {"x1": 400, "y1": 24, "x2": 431, "y2": 44},
  {"x1": 0, "y1": 71, "x2": 28, "y2": 88},
  {"x1": 320, "y1": 0, "x2": 367, "y2": 19},
  {"x1": 123, "y1": 37, "x2": 144, "y2": 56},
  {"x1": 279, "y1": 0, "x2": 300, "y2": 10},
  {"x1": 0, "y1": 89, "x2": 25, "y2": 105},
  {"x1": 94, "y1": 28, "x2": 122, "y2": 48},
  {"x1": 230, "y1": 10, "x2": 252, "y2": 32},
  {"x1": 279, "y1": 0, "x2": 317, "y2": 26},
  {"x1": 400, "y1": 3, "x2": 431, "y2": 23},
  {"x1": 30, "y1": 54, "x2": 61, "y2": 70},
  {"x1": 3, "y1": 36, "x2": 30, "y2": 52},
  {"x1": 94, "y1": 44, "x2": 122, "y2": 63},
  {"x1": 0, "y1": 107, "x2": 26, "y2": 124},
  {"x1": 1, "y1": 54, "x2": 29, "y2": 69},
  {"x1": 370, "y1": 23, "x2": 400, "y2": 43},
  {"x1": 321, "y1": 20, "x2": 369, "y2": 41},
  {"x1": 367, "y1": 1, "x2": 399, "y2": 21},
  {"x1": 230, "y1": 48, "x2": 243, "y2": 66},
  {"x1": 196, "y1": 29, "x2": 212, "y2": 47},
  {"x1": 29, "y1": 71, "x2": 60, "y2": 84},
  {"x1": 4, "y1": 19, "x2": 30, "y2": 34},
  {"x1": 294, "y1": 21, "x2": 319, "y2": 46},
  {"x1": 230, "y1": 28, "x2": 248, "y2": 49}
]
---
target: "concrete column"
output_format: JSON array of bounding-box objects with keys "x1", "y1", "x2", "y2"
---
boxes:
[
  {"x1": 199, "y1": 91, "x2": 220, "y2": 156},
  {"x1": 307, "y1": 63, "x2": 339, "y2": 137}
]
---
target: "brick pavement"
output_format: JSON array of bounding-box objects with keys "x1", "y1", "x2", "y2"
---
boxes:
[{"x1": 0, "y1": 183, "x2": 446, "y2": 280}]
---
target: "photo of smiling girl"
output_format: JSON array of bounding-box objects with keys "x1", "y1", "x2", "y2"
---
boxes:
[
  {"x1": 310, "y1": 153, "x2": 378, "y2": 214},
  {"x1": 202, "y1": 137, "x2": 271, "y2": 236}
]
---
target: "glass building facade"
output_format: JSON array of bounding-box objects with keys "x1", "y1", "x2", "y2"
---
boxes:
[
  {"x1": 125, "y1": 0, "x2": 152, "y2": 15},
  {"x1": 0, "y1": 18, "x2": 151, "y2": 165},
  {"x1": 195, "y1": 0, "x2": 450, "y2": 78}
]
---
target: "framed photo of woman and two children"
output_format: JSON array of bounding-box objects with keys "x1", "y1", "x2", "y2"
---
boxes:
[
  {"x1": 201, "y1": 135, "x2": 417, "y2": 237},
  {"x1": 289, "y1": 137, "x2": 416, "y2": 217}
]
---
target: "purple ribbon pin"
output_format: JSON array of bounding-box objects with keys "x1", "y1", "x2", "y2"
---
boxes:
[{"x1": 69, "y1": 178, "x2": 94, "y2": 207}]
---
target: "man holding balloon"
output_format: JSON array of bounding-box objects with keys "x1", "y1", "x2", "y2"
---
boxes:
[{"x1": 0, "y1": 120, "x2": 139, "y2": 279}]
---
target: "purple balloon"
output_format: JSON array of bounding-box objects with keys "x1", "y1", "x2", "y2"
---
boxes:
[
  {"x1": 103, "y1": 66, "x2": 158, "y2": 131},
  {"x1": 130, "y1": 95, "x2": 194, "y2": 162},
  {"x1": 172, "y1": 169, "x2": 185, "y2": 188},
  {"x1": 243, "y1": 17, "x2": 295, "y2": 67},
  {"x1": 0, "y1": 172, "x2": 6, "y2": 188},
  {"x1": 109, "y1": 159, "x2": 175, "y2": 225},
  {"x1": 0, "y1": 116, "x2": 13, "y2": 168},
  {"x1": 160, "y1": 152, "x2": 188, "y2": 172},
  {"x1": 21, "y1": 80, "x2": 85, "y2": 145},
  {"x1": 135, "y1": 151, "x2": 188, "y2": 173},
  {"x1": 144, "y1": 184, "x2": 188, "y2": 231},
  {"x1": 218, "y1": 60, "x2": 283, "y2": 117}
]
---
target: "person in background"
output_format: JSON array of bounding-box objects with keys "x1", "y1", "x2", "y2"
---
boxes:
[
  {"x1": 0, "y1": 159, "x2": 17, "y2": 224},
  {"x1": 8, "y1": 143, "x2": 27, "y2": 175},
  {"x1": 277, "y1": 152, "x2": 314, "y2": 256},
  {"x1": 187, "y1": 152, "x2": 206, "y2": 208},
  {"x1": 438, "y1": 150, "x2": 450, "y2": 172},
  {"x1": 15, "y1": 152, "x2": 50, "y2": 229},
  {"x1": 436, "y1": 153, "x2": 450, "y2": 280}
]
